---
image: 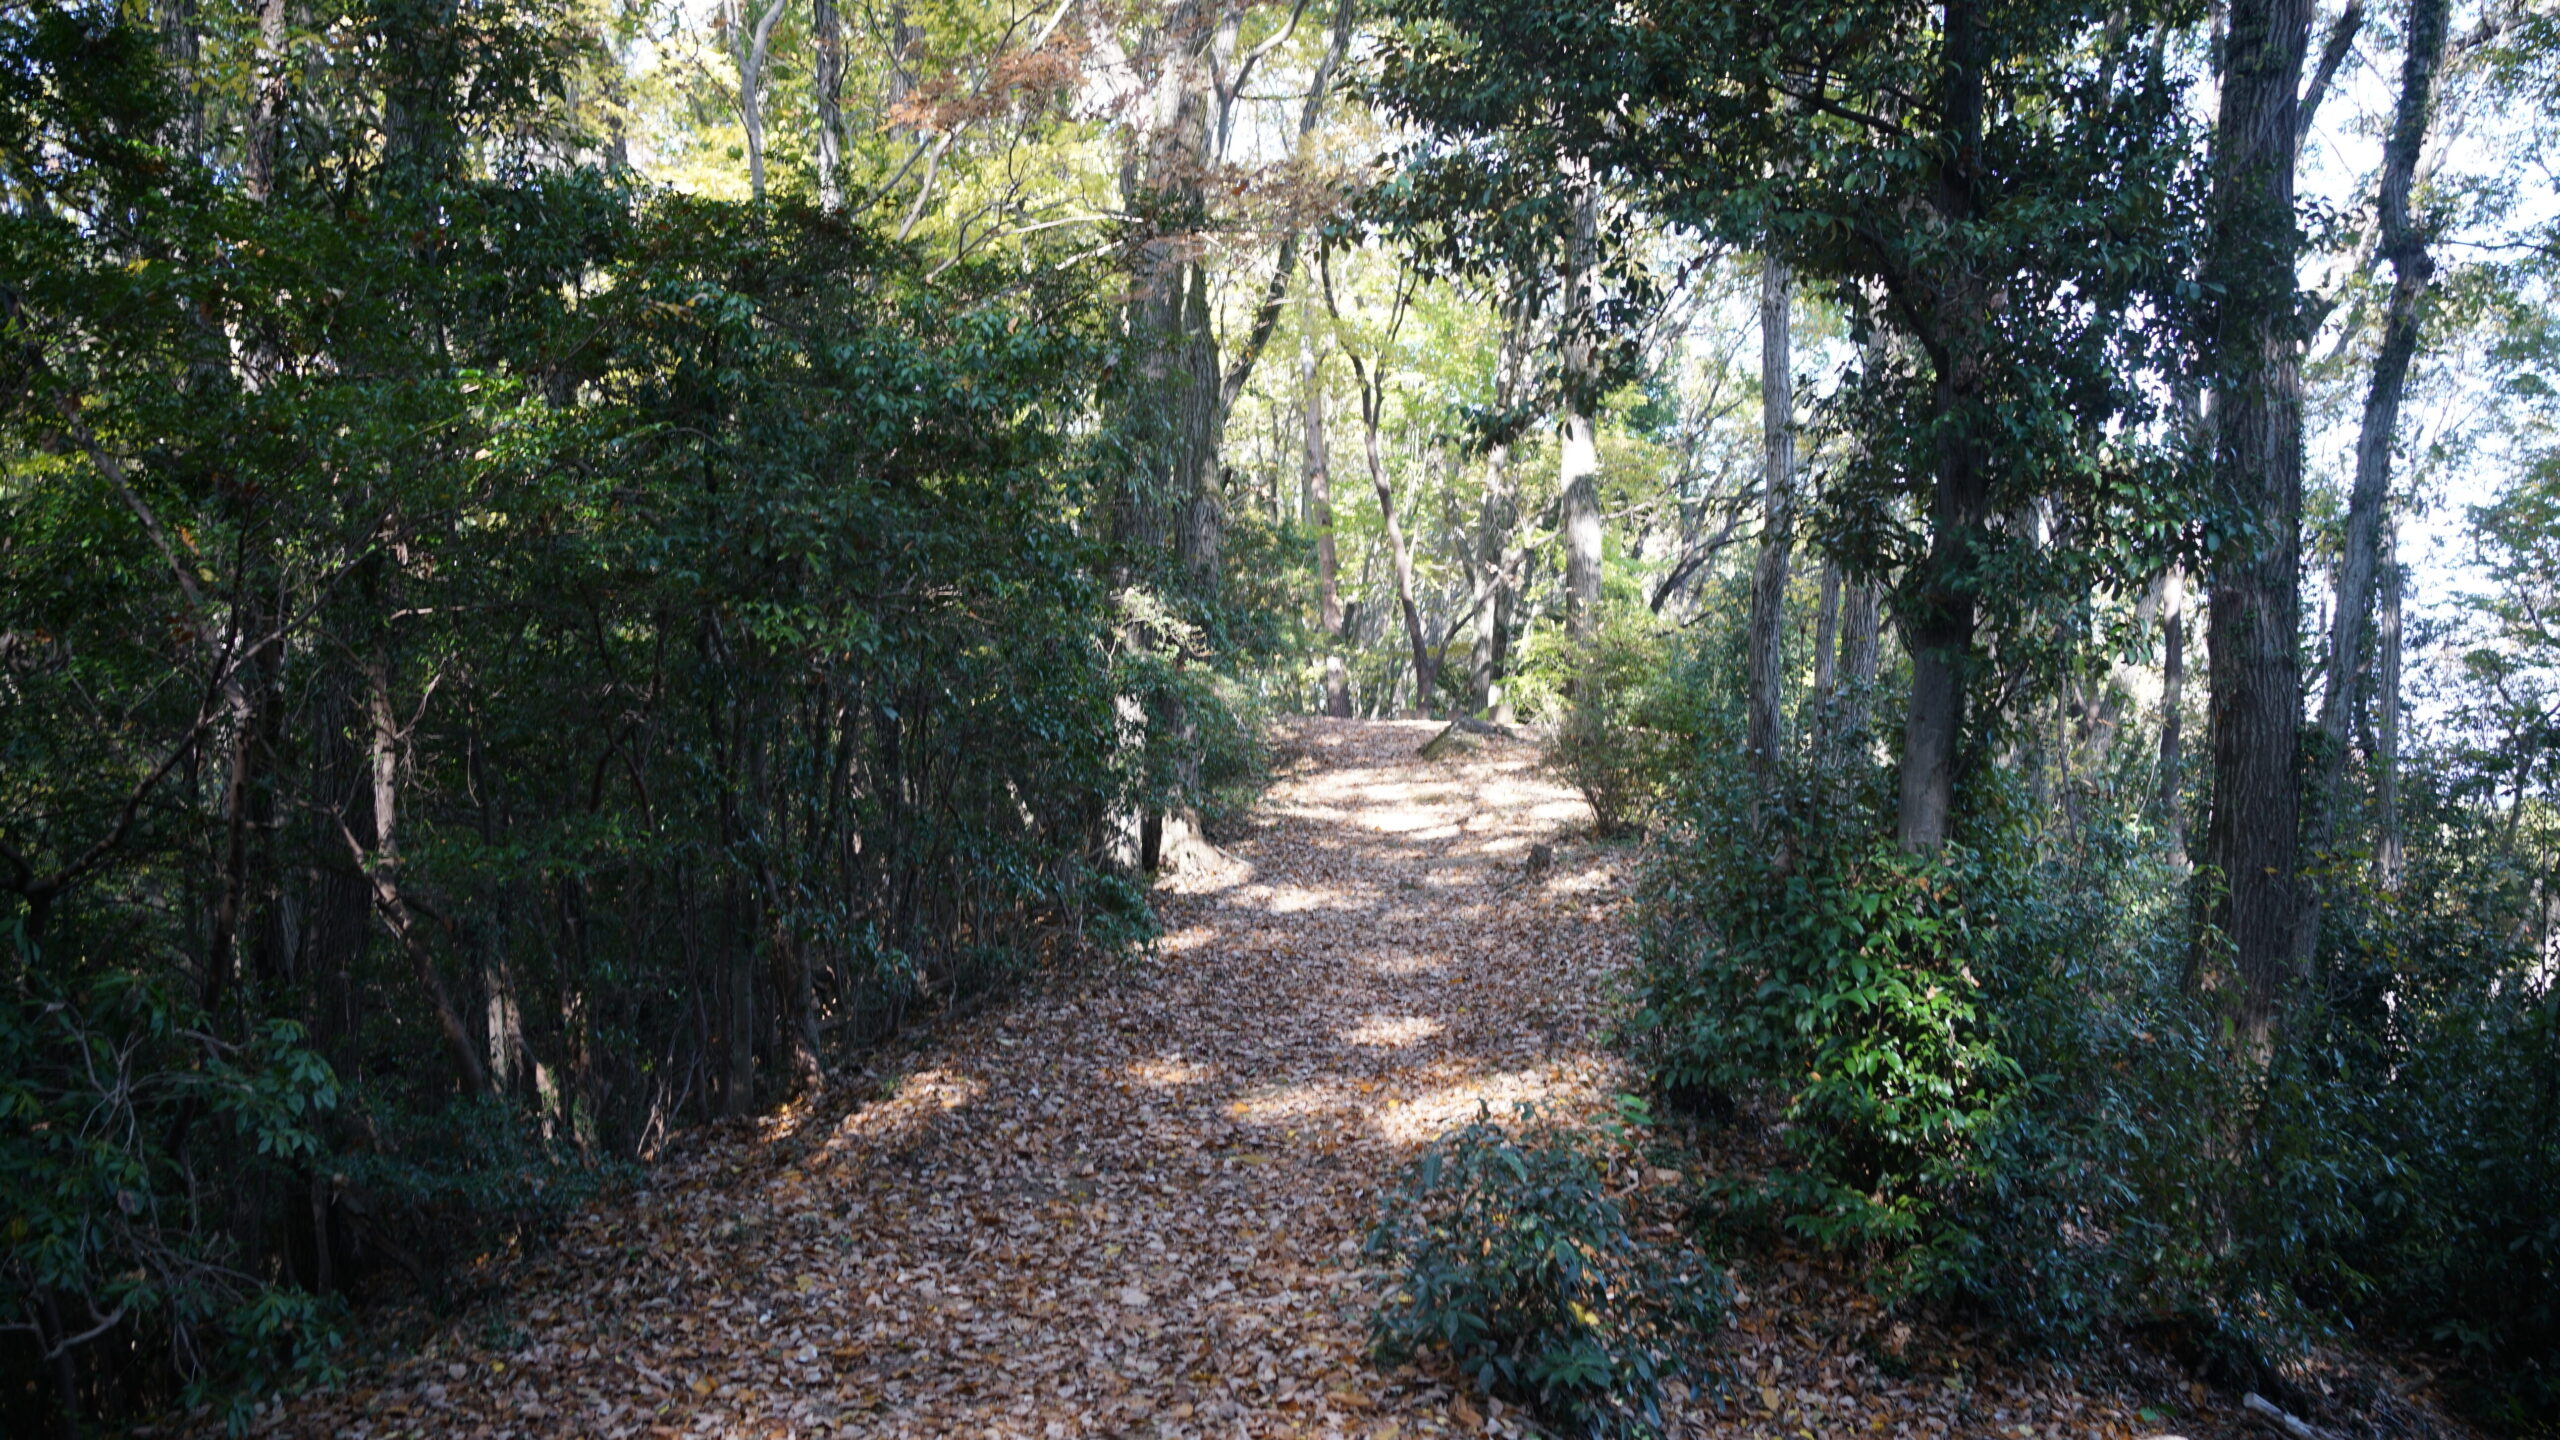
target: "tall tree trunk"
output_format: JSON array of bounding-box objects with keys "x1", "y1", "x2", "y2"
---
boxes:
[
  {"x1": 1814, "y1": 563, "x2": 1841, "y2": 700},
  {"x1": 1559, "y1": 166, "x2": 1603, "y2": 638},
  {"x1": 243, "y1": 0, "x2": 289, "y2": 201},
  {"x1": 1469, "y1": 455, "x2": 1517, "y2": 717},
  {"x1": 1116, "y1": 0, "x2": 1227, "y2": 581},
  {"x1": 2299, "y1": 0, "x2": 2448, "y2": 967},
  {"x1": 361, "y1": 659, "x2": 488, "y2": 1097},
  {"x1": 1746, "y1": 255, "x2": 1796, "y2": 778},
  {"x1": 154, "y1": 0, "x2": 204, "y2": 158},
  {"x1": 813, "y1": 0, "x2": 846, "y2": 210},
  {"x1": 1840, "y1": 581, "x2": 1880, "y2": 732},
  {"x1": 733, "y1": 0, "x2": 789, "y2": 204},
  {"x1": 2374, "y1": 518, "x2": 2404, "y2": 890},
  {"x1": 1352, "y1": 357, "x2": 1435, "y2": 710},
  {"x1": 1893, "y1": 0, "x2": 1991, "y2": 853},
  {"x1": 1303, "y1": 311, "x2": 1351, "y2": 717},
  {"x1": 1473, "y1": 290, "x2": 1531, "y2": 717},
  {"x1": 2159, "y1": 566, "x2": 2191, "y2": 864},
  {"x1": 2201, "y1": 0, "x2": 2314, "y2": 1049}
]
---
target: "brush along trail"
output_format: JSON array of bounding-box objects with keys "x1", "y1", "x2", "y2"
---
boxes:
[{"x1": 254, "y1": 720, "x2": 2198, "y2": 1440}]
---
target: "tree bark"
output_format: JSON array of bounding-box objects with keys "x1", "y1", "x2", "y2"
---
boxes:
[
  {"x1": 1559, "y1": 166, "x2": 1603, "y2": 638},
  {"x1": 1892, "y1": 0, "x2": 1992, "y2": 853},
  {"x1": 813, "y1": 0, "x2": 846, "y2": 210},
  {"x1": 1814, "y1": 563, "x2": 1841, "y2": 700},
  {"x1": 733, "y1": 0, "x2": 789, "y2": 204},
  {"x1": 1303, "y1": 308, "x2": 1351, "y2": 717},
  {"x1": 243, "y1": 0, "x2": 288, "y2": 202},
  {"x1": 1350, "y1": 354, "x2": 1436, "y2": 711},
  {"x1": 2201, "y1": 0, "x2": 2314, "y2": 1050},
  {"x1": 1746, "y1": 256, "x2": 1796, "y2": 778},
  {"x1": 2299, "y1": 0, "x2": 2448, "y2": 966},
  {"x1": 360, "y1": 659, "x2": 489, "y2": 1097},
  {"x1": 1472, "y1": 290, "x2": 1532, "y2": 716},
  {"x1": 2159, "y1": 565, "x2": 2190, "y2": 864},
  {"x1": 2374, "y1": 518, "x2": 2404, "y2": 889}
]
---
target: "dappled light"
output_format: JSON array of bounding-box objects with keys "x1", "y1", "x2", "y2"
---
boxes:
[{"x1": 260, "y1": 720, "x2": 1638, "y2": 1438}]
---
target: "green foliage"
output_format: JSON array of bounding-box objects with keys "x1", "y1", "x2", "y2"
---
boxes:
[
  {"x1": 1526, "y1": 612, "x2": 1684, "y2": 835},
  {"x1": 0, "y1": 2, "x2": 1254, "y2": 1425},
  {"x1": 1365, "y1": 1106, "x2": 1725, "y2": 1438},
  {"x1": 0, "y1": 926, "x2": 347, "y2": 1428},
  {"x1": 1636, "y1": 674, "x2": 2244, "y2": 1331}
]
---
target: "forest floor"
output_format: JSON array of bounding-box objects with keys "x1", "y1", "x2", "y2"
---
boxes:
[{"x1": 243, "y1": 720, "x2": 2419, "y2": 1440}]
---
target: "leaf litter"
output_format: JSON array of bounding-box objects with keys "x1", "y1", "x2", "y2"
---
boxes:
[{"x1": 236, "y1": 720, "x2": 2399, "y2": 1440}]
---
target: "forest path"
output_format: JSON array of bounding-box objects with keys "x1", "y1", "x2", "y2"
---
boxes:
[{"x1": 279, "y1": 719, "x2": 1632, "y2": 1439}]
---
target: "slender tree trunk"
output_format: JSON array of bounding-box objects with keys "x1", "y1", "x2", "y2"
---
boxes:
[
  {"x1": 1303, "y1": 315, "x2": 1350, "y2": 717},
  {"x1": 2299, "y1": 0, "x2": 2448, "y2": 966},
  {"x1": 361, "y1": 659, "x2": 488, "y2": 1097},
  {"x1": 2159, "y1": 566, "x2": 2191, "y2": 863},
  {"x1": 2374, "y1": 519, "x2": 2404, "y2": 889},
  {"x1": 1814, "y1": 564, "x2": 1841, "y2": 700},
  {"x1": 1559, "y1": 167, "x2": 1603, "y2": 638},
  {"x1": 1746, "y1": 256, "x2": 1796, "y2": 778},
  {"x1": 1472, "y1": 292, "x2": 1531, "y2": 716},
  {"x1": 734, "y1": 0, "x2": 789, "y2": 204},
  {"x1": 154, "y1": 0, "x2": 204, "y2": 158},
  {"x1": 243, "y1": 0, "x2": 289, "y2": 202},
  {"x1": 1469, "y1": 455, "x2": 1516, "y2": 717},
  {"x1": 1354, "y1": 360, "x2": 1435, "y2": 710},
  {"x1": 813, "y1": 0, "x2": 846, "y2": 210},
  {"x1": 2201, "y1": 0, "x2": 2315, "y2": 1049}
]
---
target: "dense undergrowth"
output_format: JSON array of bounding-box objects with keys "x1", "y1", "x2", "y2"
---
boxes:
[
  {"x1": 1597, "y1": 641, "x2": 2560, "y2": 1434},
  {"x1": 0, "y1": 7, "x2": 1260, "y2": 1429}
]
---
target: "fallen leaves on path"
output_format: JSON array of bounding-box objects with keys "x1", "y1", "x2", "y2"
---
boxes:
[{"x1": 235, "y1": 721, "x2": 2269, "y2": 1440}]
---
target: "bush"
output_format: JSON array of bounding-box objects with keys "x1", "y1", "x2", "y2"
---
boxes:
[
  {"x1": 1532, "y1": 614, "x2": 1685, "y2": 835},
  {"x1": 1365, "y1": 1105, "x2": 1725, "y2": 1438},
  {"x1": 1637, "y1": 716, "x2": 2247, "y2": 1336}
]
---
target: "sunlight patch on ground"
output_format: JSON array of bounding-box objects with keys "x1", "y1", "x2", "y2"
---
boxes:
[
  {"x1": 1156, "y1": 923, "x2": 1221, "y2": 954},
  {"x1": 1244, "y1": 883, "x2": 1369, "y2": 915},
  {"x1": 1227, "y1": 1079, "x2": 1356, "y2": 1126},
  {"x1": 1370, "y1": 1060, "x2": 1614, "y2": 1147},
  {"x1": 1124, "y1": 1053, "x2": 1217, "y2": 1087},
  {"x1": 1339, "y1": 1014, "x2": 1447, "y2": 1048},
  {"x1": 816, "y1": 1067, "x2": 985, "y2": 1160}
]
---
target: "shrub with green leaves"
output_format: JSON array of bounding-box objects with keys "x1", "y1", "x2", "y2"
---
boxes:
[
  {"x1": 1527, "y1": 613, "x2": 1685, "y2": 836},
  {"x1": 1637, "y1": 699, "x2": 2244, "y2": 1334},
  {"x1": 1365, "y1": 1106, "x2": 1725, "y2": 1438}
]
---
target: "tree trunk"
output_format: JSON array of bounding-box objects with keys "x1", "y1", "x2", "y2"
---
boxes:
[
  {"x1": 2299, "y1": 0, "x2": 2447, "y2": 966},
  {"x1": 243, "y1": 0, "x2": 288, "y2": 201},
  {"x1": 154, "y1": 0, "x2": 204, "y2": 158},
  {"x1": 2201, "y1": 0, "x2": 2315, "y2": 1050},
  {"x1": 1892, "y1": 0, "x2": 1992, "y2": 853},
  {"x1": 2159, "y1": 565, "x2": 2190, "y2": 863},
  {"x1": 1468, "y1": 455, "x2": 1516, "y2": 717},
  {"x1": 362, "y1": 659, "x2": 488, "y2": 1097},
  {"x1": 1840, "y1": 581, "x2": 1880, "y2": 734},
  {"x1": 1354, "y1": 358, "x2": 1435, "y2": 710},
  {"x1": 1559, "y1": 166, "x2": 1603, "y2": 638},
  {"x1": 1472, "y1": 291, "x2": 1531, "y2": 716},
  {"x1": 1303, "y1": 315, "x2": 1350, "y2": 718},
  {"x1": 733, "y1": 0, "x2": 789, "y2": 204},
  {"x1": 813, "y1": 0, "x2": 846, "y2": 210},
  {"x1": 1746, "y1": 255, "x2": 1796, "y2": 778},
  {"x1": 2374, "y1": 518, "x2": 2404, "y2": 890},
  {"x1": 1814, "y1": 563, "x2": 1841, "y2": 700}
]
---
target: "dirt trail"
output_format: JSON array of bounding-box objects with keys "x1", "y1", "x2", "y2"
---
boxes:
[{"x1": 273, "y1": 720, "x2": 1633, "y2": 1439}]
